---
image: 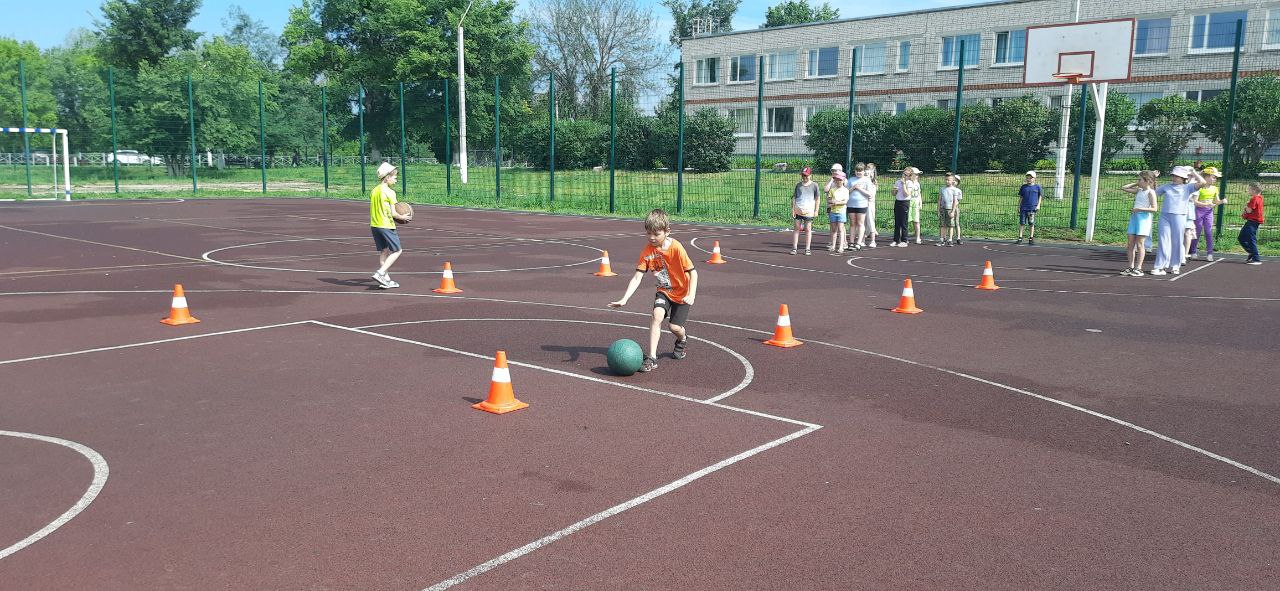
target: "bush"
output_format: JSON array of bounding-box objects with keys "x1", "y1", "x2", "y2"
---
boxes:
[
  {"x1": 1197, "y1": 74, "x2": 1280, "y2": 177},
  {"x1": 1067, "y1": 91, "x2": 1136, "y2": 170},
  {"x1": 892, "y1": 106, "x2": 953, "y2": 173},
  {"x1": 981, "y1": 96, "x2": 1056, "y2": 173},
  {"x1": 1136, "y1": 95, "x2": 1198, "y2": 173},
  {"x1": 803, "y1": 109, "x2": 897, "y2": 171},
  {"x1": 513, "y1": 117, "x2": 607, "y2": 169},
  {"x1": 682, "y1": 108, "x2": 734, "y2": 172}
]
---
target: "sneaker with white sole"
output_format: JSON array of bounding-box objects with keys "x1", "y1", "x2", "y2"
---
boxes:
[
  {"x1": 1246, "y1": 260, "x2": 1262, "y2": 265},
  {"x1": 1119, "y1": 268, "x2": 1133, "y2": 276},
  {"x1": 1206, "y1": 254, "x2": 1214, "y2": 262},
  {"x1": 639, "y1": 356, "x2": 658, "y2": 372},
  {"x1": 1150, "y1": 269, "x2": 1167, "y2": 276},
  {"x1": 1131, "y1": 269, "x2": 1144, "y2": 276},
  {"x1": 1171, "y1": 267, "x2": 1180, "y2": 275},
  {"x1": 372, "y1": 271, "x2": 393, "y2": 287},
  {"x1": 896, "y1": 242, "x2": 907, "y2": 247},
  {"x1": 868, "y1": 241, "x2": 877, "y2": 248},
  {"x1": 915, "y1": 239, "x2": 922, "y2": 245}
]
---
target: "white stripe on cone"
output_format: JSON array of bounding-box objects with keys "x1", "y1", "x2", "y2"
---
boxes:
[
  {"x1": 983, "y1": 268, "x2": 993, "y2": 276},
  {"x1": 713, "y1": 246, "x2": 722, "y2": 253},
  {"x1": 902, "y1": 288, "x2": 914, "y2": 297},
  {"x1": 491, "y1": 367, "x2": 511, "y2": 383},
  {"x1": 443, "y1": 269, "x2": 455, "y2": 279},
  {"x1": 171, "y1": 297, "x2": 188, "y2": 308},
  {"x1": 776, "y1": 315, "x2": 791, "y2": 326},
  {"x1": 601, "y1": 255, "x2": 611, "y2": 264}
]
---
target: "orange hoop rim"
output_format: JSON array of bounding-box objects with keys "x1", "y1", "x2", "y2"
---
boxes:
[{"x1": 1051, "y1": 72, "x2": 1090, "y2": 85}]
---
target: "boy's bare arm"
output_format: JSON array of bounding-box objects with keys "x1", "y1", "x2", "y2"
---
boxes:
[
  {"x1": 609, "y1": 270, "x2": 646, "y2": 308},
  {"x1": 684, "y1": 269, "x2": 698, "y2": 306}
]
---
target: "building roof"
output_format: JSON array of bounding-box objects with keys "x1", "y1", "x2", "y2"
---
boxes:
[{"x1": 679, "y1": 0, "x2": 1045, "y2": 43}]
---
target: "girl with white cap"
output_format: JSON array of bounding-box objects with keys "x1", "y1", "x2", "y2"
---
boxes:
[{"x1": 1151, "y1": 165, "x2": 1205, "y2": 275}]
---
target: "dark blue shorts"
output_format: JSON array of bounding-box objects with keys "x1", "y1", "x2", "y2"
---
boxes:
[{"x1": 371, "y1": 227, "x2": 402, "y2": 252}]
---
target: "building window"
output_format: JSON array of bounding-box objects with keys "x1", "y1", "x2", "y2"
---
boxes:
[
  {"x1": 941, "y1": 34, "x2": 980, "y2": 68},
  {"x1": 853, "y1": 42, "x2": 886, "y2": 75},
  {"x1": 898, "y1": 41, "x2": 910, "y2": 72},
  {"x1": 802, "y1": 106, "x2": 819, "y2": 135},
  {"x1": 767, "y1": 107, "x2": 794, "y2": 133},
  {"x1": 895, "y1": 102, "x2": 907, "y2": 115},
  {"x1": 695, "y1": 58, "x2": 719, "y2": 84},
  {"x1": 807, "y1": 47, "x2": 839, "y2": 77},
  {"x1": 855, "y1": 103, "x2": 881, "y2": 115},
  {"x1": 1135, "y1": 18, "x2": 1171, "y2": 55},
  {"x1": 937, "y1": 98, "x2": 979, "y2": 109},
  {"x1": 994, "y1": 30, "x2": 1026, "y2": 65},
  {"x1": 765, "y1": 51, "x2": 796, "y2": 81},
  {"x1": 728, "y1": 108, "x2": 754, "y2": 135},
  {"x1": 730, "y1": 54, "x2": 757, "y2": 82},
  {"x1": 1267, "y1": 10, "x2": 1280, "y2": 46},
  {"x1": 1191, "y1": 11, "x2": 1247, "y2": 52},
  {"x1": 991, "y1": 97, "x2": 1005, "y2": 107},
  {"x1": 1185, "y1": 89, "x2": 1225, "y2": 103},
  {"x1": 1125, "y1": 92, "x2": 1163, "y2": 114}
]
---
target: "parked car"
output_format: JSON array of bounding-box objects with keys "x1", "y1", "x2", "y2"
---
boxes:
[{"x1": 107, "y1": 150, "x2": 163, "y2": 165}]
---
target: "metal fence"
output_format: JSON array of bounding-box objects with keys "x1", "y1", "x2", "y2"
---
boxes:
[{"x1": 2, "y1": 15, "x2": 1276, "y2": 251}]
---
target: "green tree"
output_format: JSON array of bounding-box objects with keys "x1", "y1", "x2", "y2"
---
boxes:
[
  {"x1": 662, "y1": 0, "x2": 740, "y2": 47},
  {"x1": 954, "y1": 102, "x2": 993, "y2": 173},
  {"x1": 803, "y1": 109, "x2": 895, "y2": 171},
  {"x1": 283, "y1": 0, "x2": 535, "y2": 162},
  {"x1": 1136, "y1": 95, "x2": 1198, "y2": 173},
  {"x1": 0, "y1": 39, "x2": 59, "y2": 156},
  {"x1": 97, "y1": 0, "x2": 202, "y2": 70},
  {"x1": 1196, "y1": 75, "x2": 1280, "y2": 177},
  {"x1": 762, "y1": 0, "x2": 839, "y2": 28},
  {"x1": 682, "y1": 108, "x2": 733, "y2": 172},
  {"x1": 1066, "y1": 90, "x2": 1135, "y2": 171},
  {"x1": 46, "y1": 33, "x2": 114, "y2": 153},
  {"x1": 224, "y1": 5, "x2": 284, "y2": 67},
  {"x1": 892, "y1": 106, "x2": 952, "y2": 173},
  {"x1": 981, "y1": 96, "x2": 1056, "y2": 173}
]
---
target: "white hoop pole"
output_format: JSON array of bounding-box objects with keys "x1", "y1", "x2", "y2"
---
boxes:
[
  {"x1": 1085, "y1": 82, "x2": 1108, "y2": 241},
  {"x1": 61, "y1": 129, "x2": 71, "y2": 200}
]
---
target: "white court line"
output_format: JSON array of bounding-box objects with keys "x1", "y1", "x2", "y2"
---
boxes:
[
  {"x1": 0, "y1": 321, "x2": 310, "y2": 366},
  {"x1": 422, "y1": 425, "x2": 819, "y2": 591},
  {"x1": 356, "y1": 318, "x2": 755, "y2": 404},
  {"x1": 0, "y1": 224, "x2": 203, "y2": 262},
  {"x1": 0, "y1": 431, "x2": 109, "y2": 560},
  {"x1": 1169, "y1": 259, "x2": 1219, "y2": 282}
]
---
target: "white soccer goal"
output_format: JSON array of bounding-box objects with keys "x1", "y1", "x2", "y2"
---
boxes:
[{"x1": 1, "y1": 127, "x2": 72, "y2": 201}]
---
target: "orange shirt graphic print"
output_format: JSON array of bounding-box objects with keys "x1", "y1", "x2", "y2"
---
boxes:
[{"x1": 636, "y1": 239, "x2": 694, "y2": 304}]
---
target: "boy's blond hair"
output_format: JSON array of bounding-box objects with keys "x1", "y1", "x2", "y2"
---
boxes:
[
  {"x1": 644, "y1": 208, "x2": 671, "y2": 233},
  {"x1": 854, "y1": 162, "x2": 866, "y2": 174},
  {"x1": 1139, "y1": 170, "x2": 1158, "y2": 185},
  {"x1": 1249, "y1": 182, "x2": 1263, "y2": 194}
]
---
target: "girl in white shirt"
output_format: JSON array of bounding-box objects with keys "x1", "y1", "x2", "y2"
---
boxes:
[
  {"x1": 1120, "y1": 170, "x2": 1158, "y2": 276},
  {"x1": 892, "y1": 167, "x2": 920, "y2": 247}
]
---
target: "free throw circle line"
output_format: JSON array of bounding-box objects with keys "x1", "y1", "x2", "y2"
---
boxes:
[{"x1": 0, "y1": 431, "x2": 110, "y2": 561}]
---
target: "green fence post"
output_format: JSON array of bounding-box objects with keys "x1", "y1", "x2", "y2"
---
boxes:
[
  {"x1": 1070, "y1": 85, "x2": 1089, "y2": 229},
  {"x1": 108, "y1": 66, "x2": 120, "y2": 193},
  {"x1": 549, "y1": 74, "x2": 555, "y2": 205},
  {"x1": 443, "y1": 79, "x2": 451, "y2": 195},
  {"x1": 321, "y1": 85, "x2": 330, "y2": 194},
  {"x1": 495, "y1": 76, "x2": 501, "y2": 207},
  {"x1": 609, "y1": 68, "x2": 617, "y2": 213},
  {"x1": 399, "y1": 81, "x2": 407, "y2": 196},
  {"x1": 950, "y1": 40, "x2": 966, "y2": 173},
  {"x1": 19, "y1": 59, "x2": 32, "y2": 197},
  {"x1": 676, "y1": 61, "x2": 685, "y2": 214},
  {"x1": 754, "y1": 55, "x2": 764, "y2": 218},
  {"x1": 846, "y1": 48, "x2": 858, "y2": 168},
  {"x1": 1216, "y1": 19, "x2": 1244, "y2": 240},
  {"x1": 259, "y1": 79, "x2": 267, "y2": 193},
  {"x1": 188, "y1": 75, "x2": 198, "y2": 193},
  {"x1": 358, "y1": 84, "x2": 366, "y2": 195}
]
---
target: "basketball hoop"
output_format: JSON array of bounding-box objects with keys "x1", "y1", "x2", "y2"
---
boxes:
[{"x1": 1051, "y1": 72, "x2": 1090, "y2": 86}]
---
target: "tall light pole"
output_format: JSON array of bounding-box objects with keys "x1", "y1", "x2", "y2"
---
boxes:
[{"x1": 457, "y1": 0, "x2": 475, "y2": 184}]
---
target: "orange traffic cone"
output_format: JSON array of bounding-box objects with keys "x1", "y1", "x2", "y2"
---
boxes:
[
  {"x1": 160, "y1": 284, "x2": 201, "y2": 325},
  {"x1": 975, "y1": 260, "x2": 1001, "y2": 291},
  {"x1": 707, "y1": 241, "x2": 727, "y2": 264},
  {"x1": 891, "y1": 278, "x2": 923, "y2": 314},
  {"x1": 763, "y1": 304, "x2": 803, "y2": 347},
  {"x1": 472, "y1": 351, "x2": 529, "y2": 414},
  {"x1": 432, "y1": 262, "x2": 463, "y2": 294},
  {"x1": 593, "y1": 250, "x2": 618, "y2": 277}
]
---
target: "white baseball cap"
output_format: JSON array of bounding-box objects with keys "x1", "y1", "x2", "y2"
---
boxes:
[
  {"x1": 830, "y1": 163, "x2": 844, "y2": 172},
  {"x1": 376, "y1": 161, "x2": 398, "y2": 179},
  {"x1": 1025, "y1": 171, "x2": 1037, "y2": 178},
  {"x1": 1170, "y1": 165, "x2": 1193, "y2": 179}
]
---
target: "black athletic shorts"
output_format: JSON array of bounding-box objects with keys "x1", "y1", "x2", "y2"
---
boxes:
[{"x1": 653, "y1": 291, "x2": 691, "y2": 326}]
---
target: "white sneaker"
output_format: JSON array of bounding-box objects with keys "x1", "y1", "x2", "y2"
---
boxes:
[
  {"x1": 1207, "y1": 254, "x2": 1215, "y2": 262},
  {"x1": 915, "y1": 239, "x2": 922, "y2": 245},
  {"x1": 372, "y1": 271, "x2": 392, "y2": 287},
  {"x1": 1150, "y1": 269, "x2": 1167, "y2": 276},
  {"x1": 897, "y1": 242, "x2": 908, "y2": 247},
  {"x1": 868, "y1": 241, "x2": 877, "y2": 248},
  {"x1": 1171, "y1": 267, "x2": 1180, "y2": 275},
  {"x1": 1132, "y1": 269, "x2": 1144, "y2": 276},
  {"x1": 1119, "y1": 268, "x2": 1133, "y2": 276}
]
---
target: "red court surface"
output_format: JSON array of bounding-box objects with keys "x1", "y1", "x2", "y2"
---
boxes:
[{"x1": 2, "y1": 197, "x2": 1278, "y2": 590}]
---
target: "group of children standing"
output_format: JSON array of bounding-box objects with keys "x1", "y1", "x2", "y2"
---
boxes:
[
  {"x1": 1120, "y1": 165, "x2": 1265, "y2": 275},
  {"x1": 792, "y1": 163, "x2": 967, "y2": 254}
]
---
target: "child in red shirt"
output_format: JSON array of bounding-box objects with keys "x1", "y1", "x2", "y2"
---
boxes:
[
  {"x1": 609, "y1": 209, "x2": 699, "y2": 372},
  {"x1": 1239, "y1": 182, "x2": 1265, "y2": 265}
]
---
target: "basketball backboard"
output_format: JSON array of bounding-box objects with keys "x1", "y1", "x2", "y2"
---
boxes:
[{"x1": 1024, "y1": 18, "x2": 1135, "y2": 85}]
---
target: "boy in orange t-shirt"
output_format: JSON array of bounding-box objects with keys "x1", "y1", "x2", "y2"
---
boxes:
[{"x1": 609, "y1": 209, "x2": 699, "y2": 372}]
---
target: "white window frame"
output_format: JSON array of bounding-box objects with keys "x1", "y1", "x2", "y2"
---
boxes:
[
  {"x1": 897, "y1": 40, "x2": 911, "y2": 72},
  {"x1": 852, "y1": 42, "x2": 887, "y2": 76},
  {"x1": 1185, "y1": 89, "x2": 1226, "y2": 103},
  {"x1": 765, "y1": 106, "x2": 795, "y2": 135},
  {"x1": 764, "y1": 51, "x2": 797, "y2": 82},
  {"x1": 939, "y1": 33, "x2": 981, "y2": 70},
  {"x1": 894, "y1": 102, "x2": 907, "y2": 115},
  {"x1": 729, "y1": 54, "x2": 758, "y2": 84},
  {"x1": 992, "y1": 29, "x2": 1026, "y2": 67},
  {"x1": 1265, "y1": 9, "x2": 1280, "y2": 49},
  {"x1": 694, "y1": 57, "x2": 720, "y2": 85},
  {"x1": 728, "y1": 107, "x2": 755, "y2": 136},
  {"x1": 1134, "y1": 17, "x2": 1172, "y2": 57},
  {"x1": 806, "y1": 46, "x2": 840, "y2": 78},
  {"x1": 854, "y1": 103, "x2": 883, "y2": 116},
  {"x1": 1188, "y1": 11, "x2": 1247, "y2": 55},
  {"x1": 802, "y1": 106, "x2": 819, "y2": 136}
]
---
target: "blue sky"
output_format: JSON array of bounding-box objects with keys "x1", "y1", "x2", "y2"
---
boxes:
[{"x1": 3, "y1": 0, "x2": 978, "y2": 50}]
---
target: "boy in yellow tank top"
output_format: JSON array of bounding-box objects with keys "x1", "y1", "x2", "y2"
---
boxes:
[{"x1": 370, "y1": 162, "x2": 408, "y2": 288}]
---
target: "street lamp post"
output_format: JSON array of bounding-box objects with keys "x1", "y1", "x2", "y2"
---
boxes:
[{"x1": 457, "y1": 0, "x2": 475, "y2": 184}]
